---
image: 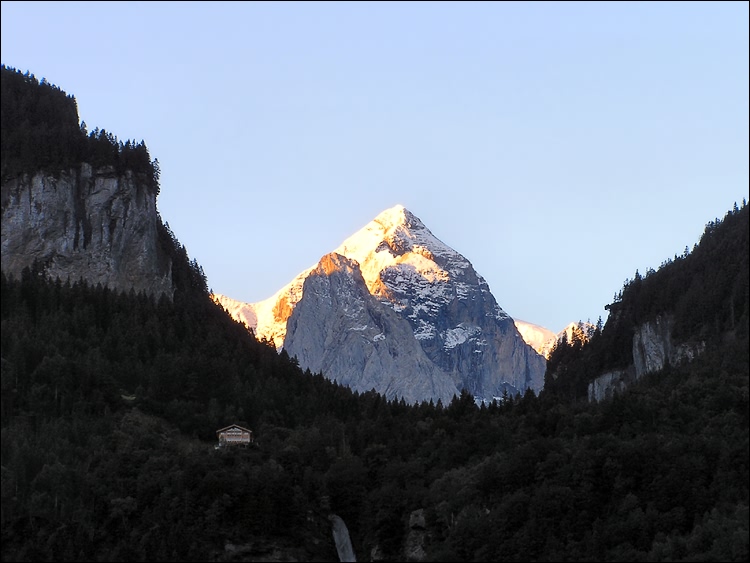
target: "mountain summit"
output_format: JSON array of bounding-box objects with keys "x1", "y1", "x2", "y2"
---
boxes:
[{"x1": 214, "y1": 205, "x2": 546, "y2": 403}]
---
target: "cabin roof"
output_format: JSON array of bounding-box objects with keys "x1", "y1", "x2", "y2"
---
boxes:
[{"x1": 216, "y1": 424, "x2": 252, "y2": 435}]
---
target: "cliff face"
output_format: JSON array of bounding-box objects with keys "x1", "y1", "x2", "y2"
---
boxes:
[
  {"x1": 632, "y1": 314, "x2": 706, "y2": 378},
  {"x1": 1, "y1": 163, "x2": 172, "y2": 298},
  {"x1": 588, "y1": 313, "x2": 705, "y2": 402},
  {"x1": 330, "y1": 206, "x2": 547, "y2": 399},
  {"x1": 587, "y1": 368, "x2": 632, "y2": 403},
  {"x1": 283, "y1": 253, "x2": 462, "y2": 404}
]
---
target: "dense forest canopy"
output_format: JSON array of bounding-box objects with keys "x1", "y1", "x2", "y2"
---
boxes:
[
  {"x1": 0, "y1": 65, "x2": 159, "y2": 193},
  {"x1": 1, "y1": 65, "x2": 748, "y2": 561}
]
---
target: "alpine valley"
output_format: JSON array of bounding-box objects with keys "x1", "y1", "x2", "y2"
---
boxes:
[
  {"x1": 213, "y1": 205, "x2": 547, "y2": 405},
  {"x1": 1, "y1": 65, "x2": 748, "y2": 563}
]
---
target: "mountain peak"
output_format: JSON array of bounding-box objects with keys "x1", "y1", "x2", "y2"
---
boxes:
[
  {"x1": 218, "y1": 204, "x2": 546, "y2": 401},
  {"x1": 334, "y1": 206, "x2": 469, "y2": 294},
  {"x1": 372, "y1": 204, "x2": 424, "y2": 232},
  {"x1": 314, "y1": 252, "x2": 360, "y2": 277}
]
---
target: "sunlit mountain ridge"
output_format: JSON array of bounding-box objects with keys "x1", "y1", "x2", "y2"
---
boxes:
[
  {"x1": 214, "y1": 204, "x2": 546, "y2": 402},
  {"x1": 514, "y1": 319, "x2": 597, "y2": 358}
]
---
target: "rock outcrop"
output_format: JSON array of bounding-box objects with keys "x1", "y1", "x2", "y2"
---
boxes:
[
  {"x1": 1, "y1": 163, "x2": 172, "y2": 298},
  {"x1": 632, "y1": 314, "x2": 705, "y2": 378},
  {"x1": 284, "y1": 253, "x2": 461, "y2": 404},
  {"x1": 588, "y1": 313, "x2": 705, "y2": 402},
  {"x1": 403, "y1": 509, "x2": 428, "y2": 562},
  {"x1": 587, "y1": 368, "x2": 633, "y2": 403}
]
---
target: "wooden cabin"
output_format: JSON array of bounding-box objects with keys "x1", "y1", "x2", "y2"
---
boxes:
[{"x1": 216, "y1": 424, "x2": 254, "y2": 447}]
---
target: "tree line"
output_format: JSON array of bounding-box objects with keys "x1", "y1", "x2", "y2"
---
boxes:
[{"x1": 1, "y1": 65, "x2": 159, "y2": 194}]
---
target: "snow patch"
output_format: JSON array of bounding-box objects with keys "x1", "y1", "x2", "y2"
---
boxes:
[
  {"x1": 443, "y1": 324, "x2": 481, "y2": 349},
  {"x1": 414, "y1": 320, "x2": 437, "y2": 340}
]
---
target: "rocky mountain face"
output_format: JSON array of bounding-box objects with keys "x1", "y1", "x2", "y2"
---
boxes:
[
  {"x1": 1, "y1": 163, "x2": 173, "y2": 298},
  {"x1": 283, "y1": 252, "x2": 462, "y2": 403},
  {"x1": 588, "y1": 313, "x2": 706, "y2": 402},
  {"x1": 216, "y1": 205, "x2": 546, "y2": 404}
]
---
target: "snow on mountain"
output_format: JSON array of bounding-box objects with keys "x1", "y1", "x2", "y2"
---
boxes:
[
  {"x1": 217, "y1": 204, "x2": 547, "y2": 402},
  {"x1": 212, "y1": 293, "x2": 258, "y2": 332},
  {"x1": 333, "y1": 205, "x2": 473, "y2": 298},
  {"x1": 514, "y1": 319, "x2": 557, "y2": 357},
  {"x1": 281, "y1": 252, "x2": 463, "y2": 403},
  {"x1": 216, "y1": 204, "x2": 509, "y2": 348},
  {"x1": 213, "y1": 264, "x2": 315, "y2": 348},
  {"x1": 332, "y1": 205, "x2": 510, "y2": 335}
]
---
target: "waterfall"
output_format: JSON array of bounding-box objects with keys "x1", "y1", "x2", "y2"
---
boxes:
[{"x1": 328, "y1": 514, "x2": 356, "y2": 562}]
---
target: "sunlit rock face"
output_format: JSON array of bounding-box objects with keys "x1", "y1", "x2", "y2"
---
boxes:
[
  {"x1": 218, "y1": 205, "x2": 546, "y2": 404},
  {"x1": 283, "y1": 252, "x2": 461, "y2": 404},
  {"x1": 1, "y1": 164, "x2": 172, "y2": 298},
  {"x1": 330, "y1": 206, "x2": 546, "y2": 400},
  {"x1": 514, "y1": 319, "x2": 557, "y2": 357}
]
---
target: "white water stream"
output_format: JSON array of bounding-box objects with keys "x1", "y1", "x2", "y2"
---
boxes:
[{"x1": 328, "y1": 514, "x2": 356, "y2": 562}]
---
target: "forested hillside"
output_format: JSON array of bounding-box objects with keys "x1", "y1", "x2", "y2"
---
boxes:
[
  {"x1": 1, "y1": 65, "x2": 748, "y2": 562},
  {"x1": 544, "y1": 202, "x2": 749, "y2": 403}
]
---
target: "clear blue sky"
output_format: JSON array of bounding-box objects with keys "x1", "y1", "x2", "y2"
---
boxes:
[{"x1": 2, "y1": 1, "x2": 748, "y2": 332}]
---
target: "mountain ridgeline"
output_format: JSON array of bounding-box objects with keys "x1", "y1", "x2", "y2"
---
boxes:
[
  {"x1": 215, "y1": 205, "x2": 547, "y2": 405},
  {"x1": 1, "y1": 65, "x2": 748, "y2": 562}
]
